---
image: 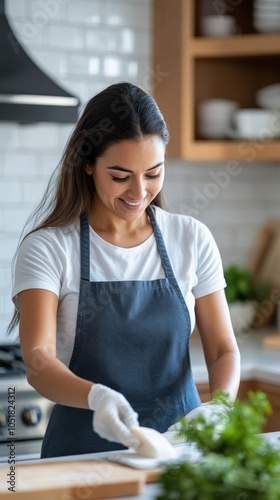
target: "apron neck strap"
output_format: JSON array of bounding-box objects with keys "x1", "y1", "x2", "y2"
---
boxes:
[
  {"x1": 80, "y1": 206, "x2": 177, "y2": 282},
  {"x1": 80, "y1": 213, "x2": 90, "y2": 281},
  {"x1": 146, "y1": 205, "x2": 177, "y2": 282}
]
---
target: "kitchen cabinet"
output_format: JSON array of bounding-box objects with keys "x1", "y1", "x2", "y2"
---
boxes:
[
  {"x1": 153, "y1": 0, "x2": 280, "y2": 161},
  {"x1": 196, "y1": 382, "x2": 210, "y2": 402},
  {"x1": 196, "y1": 380, "x2": 280, "y2": 432},
  {"x1": 256, "y1": 381, "x2": 280, "y2": 432}
]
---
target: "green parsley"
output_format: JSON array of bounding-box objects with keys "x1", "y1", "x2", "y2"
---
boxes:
[{"x1": 158, "y1": 392, "x2": 280, "y2": 499}]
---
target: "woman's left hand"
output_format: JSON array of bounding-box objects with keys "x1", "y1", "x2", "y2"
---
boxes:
[
  {"x1": 166, "y1": 401, "x2": 230, "y2": 433},
  {"x1": 185, "y1": 401, "x2": 230, "y2": 423}
]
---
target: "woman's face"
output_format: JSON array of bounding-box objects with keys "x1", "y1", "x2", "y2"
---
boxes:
[{"x1": 87, "y1": 136, "x2": 165, "y2": 223}]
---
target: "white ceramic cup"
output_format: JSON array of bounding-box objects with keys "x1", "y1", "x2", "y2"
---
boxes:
[
  {"x1": 198, "y1": 99, "x2": 239, "y2": 139},
  {"x1": 256, "y1": 83, "x2": 280, "y2": 108},
  {"x1": 230, "y1": 109, "x2": 280, "y2": 139},
  {"x1": 200, "y1": 15, "x2": 236, "y2": 37}
]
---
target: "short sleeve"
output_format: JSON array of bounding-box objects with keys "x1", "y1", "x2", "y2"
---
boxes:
[
  {"x1": 12, "y1": 230, "x2": 63, "y2": 309},
  {"x1": 192, "y1": 221, "x2": 226, "y2": 299}
]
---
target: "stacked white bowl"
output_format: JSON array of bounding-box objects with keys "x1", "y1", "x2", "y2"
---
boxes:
[
  {"x1": 197, "y1": 99, "x2": 239, "y2": 139},
  {"x1": 253, "y1": 0, "x2": 280, "y2": 33},
  {"x1": 256, "y1": 83, "x2": 280, "y2": 109}
]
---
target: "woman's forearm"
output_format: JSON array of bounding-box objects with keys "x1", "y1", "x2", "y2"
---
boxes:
[
  {"x1": 25, "y1": 347, "x2": 92, "y2": 409},
  {"x1": 206, "y1": 349, "x2": 241, "y2": 402},
  {"x1": 18, "y1": 290, "x2": 93, "y2": 409},
  {"x1": 195, "y1": 290, "x2": 241, "y2": 403}
]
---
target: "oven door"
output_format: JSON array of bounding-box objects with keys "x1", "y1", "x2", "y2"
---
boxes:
[
  {"x1": 0, "y1": 377, "x2": 53, "y2": 463},
  {"x1": 0, "y1": 439, "x2": 43, "y2": 463}
]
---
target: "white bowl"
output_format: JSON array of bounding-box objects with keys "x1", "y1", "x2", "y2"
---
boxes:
[
  {"x1": 257, "y1": 83, "x2": 280, "y2": 99},
  {"x1": 200, "y1": 15, "x2": 236, "y2": 37},
  {"x1": 198, "y1": 98, "x2": 239, "y2": 120},
  {"x1": 198, "y1": 99, "x2": 239, "y2": 138},
  {"x1": 257, "y1": 97, "x2": 280, "y2": 109},
  {"x1": 228, "y1": 108, "x2": 280, "y2": 139},
  {"x1": 256, "y1": 84, "x2": 280, "y2": 109}
]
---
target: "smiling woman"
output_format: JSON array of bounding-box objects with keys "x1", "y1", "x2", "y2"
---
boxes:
[
  {"x1": 7, "y1": 81, "x2": 240, "y2": 460},
  {"x1": 85, "y1": 137, "x2": 165, "y2": 247}
]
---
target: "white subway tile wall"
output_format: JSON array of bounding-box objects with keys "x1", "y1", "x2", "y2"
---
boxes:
[
  {"x1": 1, "y1": 0, "x2": 280, "y2": 341},
  {"x1": 164, "y1": 161, "x2": 280, "y2": 267}
]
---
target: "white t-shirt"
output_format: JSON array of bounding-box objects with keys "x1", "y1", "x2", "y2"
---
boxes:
[{"x1": 12, "y1": 206, "x2": 226, "y2": 366}]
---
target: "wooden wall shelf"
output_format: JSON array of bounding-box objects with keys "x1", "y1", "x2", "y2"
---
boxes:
[
  {"x1": 191, "y1": 34, "x2": 280, "y2": 58},
  {"x1": 153, "y1": 0, "x2": 280, "y2": 161},
  {"x1": 186, "y1": 140, "x2": 280, "y2": 162}
]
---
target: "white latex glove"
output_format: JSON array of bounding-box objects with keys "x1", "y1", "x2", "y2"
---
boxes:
[
  {"x1": 185, "y1": 401, "x2": 230, "y2": 424},
  {"x1": 88, "y1": 384, "x2": 140, "y2": 448},
  {"x1": 167, "y1": 402, "x2": 230, "y2": 433}
]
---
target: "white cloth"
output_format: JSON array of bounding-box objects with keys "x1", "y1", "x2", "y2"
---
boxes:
[{"x1": 12, "y1": 207, "x2": 226, "y2": 366}]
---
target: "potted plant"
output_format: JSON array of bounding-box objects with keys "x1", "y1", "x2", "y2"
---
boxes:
[{"x1": 224, "y1": 265, "x2": 268, "y2": 335}]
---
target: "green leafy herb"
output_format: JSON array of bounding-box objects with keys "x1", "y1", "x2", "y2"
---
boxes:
[
  {"x1": 157, "y1": 392, "x2": 280, "y2": 500},
  {"x1": 224, "y1": 265, "x2": 268, "y2": 303}
]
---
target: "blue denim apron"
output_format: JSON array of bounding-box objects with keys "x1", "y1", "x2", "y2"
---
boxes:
[{"x1": 41, "y1": 205, "x2": 200, "y2": 458}]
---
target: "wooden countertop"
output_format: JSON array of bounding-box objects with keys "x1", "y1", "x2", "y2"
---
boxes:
[{"x1": 10, "y1": 433, "x2": 280, "y2": 500}]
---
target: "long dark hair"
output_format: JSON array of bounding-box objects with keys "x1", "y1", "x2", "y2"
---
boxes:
[{"x1": 7, "y1": 81, "x2": 169, "y2": 333}]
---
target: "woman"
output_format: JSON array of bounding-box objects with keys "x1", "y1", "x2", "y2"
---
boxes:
[{"x1": 9, "y1": 82, "x2": 240, "y2": 458}]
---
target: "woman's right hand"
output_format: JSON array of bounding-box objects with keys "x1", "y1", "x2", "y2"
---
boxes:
[{"x1": 88, "y1": 384, "x2": 140, "y2": 448}]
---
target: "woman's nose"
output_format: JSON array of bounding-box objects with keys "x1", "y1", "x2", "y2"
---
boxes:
[{"x1": 128, "y1": 178, "x2": 146, "y2": 200}]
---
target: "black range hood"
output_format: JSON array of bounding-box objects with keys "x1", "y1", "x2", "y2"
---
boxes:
[{"x1": 0, "y1": 0, "x2": 79, "y2": 123}]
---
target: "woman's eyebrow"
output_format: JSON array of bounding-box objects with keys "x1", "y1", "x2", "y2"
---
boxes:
[{"x1": 107, "y1": 162, "x2": 164, "y2": 173}]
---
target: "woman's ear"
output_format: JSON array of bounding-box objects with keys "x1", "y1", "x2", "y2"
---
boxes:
[{"x1": 85, "y1": 162, "x2": 93, "y2": 175}]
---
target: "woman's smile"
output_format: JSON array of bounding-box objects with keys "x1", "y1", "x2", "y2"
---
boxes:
[{"x1": 119, "y1": 199, "x2": 144, "y2": 209}]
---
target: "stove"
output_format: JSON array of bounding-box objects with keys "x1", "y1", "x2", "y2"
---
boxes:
[{"x1": 0, "y1": 344, "x2": 53, "y2": 462}]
